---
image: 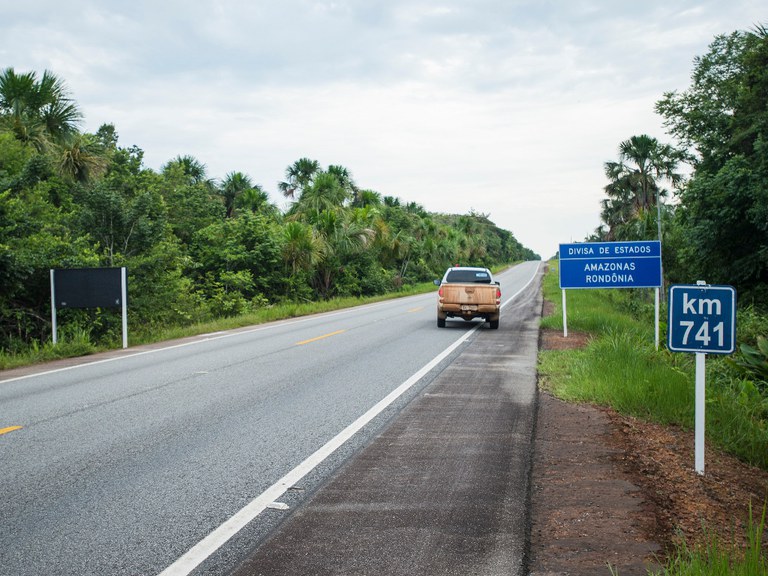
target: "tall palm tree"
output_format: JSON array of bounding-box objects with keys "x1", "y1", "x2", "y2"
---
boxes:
[
  {"x1": 0, "y1": 68, "x2": 111, "y2": 184},
  {"x1": 352, "y1": 189, "x2": 382, "y2": 208},
  {"x1": 236, "y1": 185, "x2": 277, "y2": 217},
  {"x1": 327, "y1": 164, "x2": 358, "y2": 203},
  {"x1": 278, "y1": 157, "x2": 320, "y2": 198},
  {"x1": 600, "y1": 167, "x2": 643, "y2": 240},
  {"x1": 604, "y1": 134, "x2": 683, "y2": 242},
  {"x1": 0, "y1": 68, "x2": 82, "y2": 150},
  {"x1": 327, "y1": 164, "x2": 353, "y2": 186},
  {"x1": 220, "y1": 171, "x2": 254, "y2": 218},
  {"x1": 162, "y1": 154, "x2": 212, "y2": 186},
  {"x1": 292, "y1": 172, "x2": 350, "y2": 220},
  {"x1": 58, "y1": 133, "x2": 108, "y2": 183},
  {"x1": 311, "y1": 210, "x2": 373, "y2": 298},
  {"x1": 282, "y1": 221, "x2": 324, "y2": 275}
]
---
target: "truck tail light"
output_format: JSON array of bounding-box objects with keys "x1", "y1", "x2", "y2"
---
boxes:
[
  {"x1": 496, "y1": 287, "x2": 501, "y2": 299},
  {"x1": 438, "y1": 287, "x2": 443, "y2": 298}
]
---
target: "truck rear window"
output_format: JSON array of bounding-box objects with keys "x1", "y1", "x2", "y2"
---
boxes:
[{"x1": 445, "y1": 270, "x2": 492, "y2": 283}]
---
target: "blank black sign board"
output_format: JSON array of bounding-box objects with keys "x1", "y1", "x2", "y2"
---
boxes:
[
  {"x1": 50, "y1": 267, "x2": 129, "y2": 349},
  {"x1": 53, "y1": 268, "x2": 124, "y2": 308}
]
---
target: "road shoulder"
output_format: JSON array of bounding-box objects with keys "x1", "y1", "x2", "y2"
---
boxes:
[
  {"x1": 530, "y1": 327, "x2": 768, "y2": 575},
  {"x1": 528, "y1": 392, "x2": 661, "y2": 575},
  {"x1": 230, "y1": 276, "x2": 543, "y2": 576}
]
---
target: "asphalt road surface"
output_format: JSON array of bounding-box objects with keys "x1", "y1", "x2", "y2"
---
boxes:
[{"x1": 0, "y1": 261, "x2": 542, "y2": 575}]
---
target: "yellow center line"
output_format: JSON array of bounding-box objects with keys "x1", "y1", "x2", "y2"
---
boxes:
[
  {"x1": 408, "y1": 307, "x2": 424, "y2": 313},
  {"x1": 0, "y1": 426, "x2": 22, "y2": 436},
  {"x1": 295, "y1": 329, "x2": 346, "y2": 346}
]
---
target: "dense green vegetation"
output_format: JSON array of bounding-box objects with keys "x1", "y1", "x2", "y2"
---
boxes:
[
  {"x1": 540, "y1": 263, "x2": 768, "y2": 573},
  {"x1": 0, "y1": 68, "x2": 537, "y2": 360},
  {"x1": 555, "y1": 27, "x2": 768, "y2": 569},
  {"x1": 540, "y1": 265, "x2": 768, "y2": 470},
  {"x1": 575, "y1": 22, "x2": 768, "y2": 466},
  {"x1": 592, "y1": 25, "x2": 768, "y2": 310}
]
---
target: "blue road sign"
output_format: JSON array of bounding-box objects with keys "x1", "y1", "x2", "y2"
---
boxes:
[
  {"x1": 559, "y1": 241, "x2": 662, "y2": 289},
  {"x1": 668, "y1": 285, "x2": 736, "y2": 354}
]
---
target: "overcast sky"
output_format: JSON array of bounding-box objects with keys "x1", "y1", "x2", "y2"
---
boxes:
[{"x1": 1, "y1": 1, "x2": 762, "y2": 258}]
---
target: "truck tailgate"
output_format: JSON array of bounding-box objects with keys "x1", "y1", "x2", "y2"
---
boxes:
[{"x1": 441, "y1": 284, "x2": 497, "y2": 305}]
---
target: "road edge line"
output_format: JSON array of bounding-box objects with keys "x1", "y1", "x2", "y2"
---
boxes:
[
  {"x1": 157, "y1": 325, "x2": 478, "y2": 576},
  {"x1": 158, "y1": 261, "x2": 541, "y2": 576}
]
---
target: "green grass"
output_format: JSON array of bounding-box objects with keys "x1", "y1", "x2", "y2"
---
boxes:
[
  {"x1": 540, "y1": 329, "x2": 693, "y2": 424},
  {"x1": 648, "y1": 504, "x2": 767, "y2": 576},
  {"x1": 539, "y1": 260, "x2": 768, "y2": 469},
  {"x1": 541, "y1": 261, "x2": 768, "y2": 574}
]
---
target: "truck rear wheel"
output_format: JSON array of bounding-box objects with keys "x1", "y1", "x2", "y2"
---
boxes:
[
  {"x1": 489, "y1": 319, "x2": 499, "y2": 329},
  {"x1": 437, "y1": 316, "x2": 446, "y2": 328}
]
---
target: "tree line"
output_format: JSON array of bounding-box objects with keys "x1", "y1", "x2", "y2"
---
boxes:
[
  {"x1": 592, "y1": 24, "x2": 767, "y2": 309},
  {"x1": 0, "y1": 70, "x2": 538, "y2": 352}
]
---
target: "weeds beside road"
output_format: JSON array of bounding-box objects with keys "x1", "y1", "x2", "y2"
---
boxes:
[
  {"x1": 538, "y1": 263, "x2": 768, "y2": 470},
  {"x1": 537, "y1": 262, "x2": 767, "y2": 574}
]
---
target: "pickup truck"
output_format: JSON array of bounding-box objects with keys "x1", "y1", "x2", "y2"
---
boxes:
[{"x1": 433, "y1": 266, "x2": 501, "y2": 329}]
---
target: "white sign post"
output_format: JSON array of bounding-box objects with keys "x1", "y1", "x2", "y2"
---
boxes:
[
  {"x1": 695, "y1": 352, "x2": 706, "y2": 473},
  {"x1": 562, "y1": 288, "x2": 568, "y2": 338}
]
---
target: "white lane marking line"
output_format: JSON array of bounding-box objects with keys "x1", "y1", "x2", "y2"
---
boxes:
[
  {"x1": 157, "y1": 262, "x2": 540, "y2": 576},
  {"x1": 158, "y1": 330, "x2": 478, "y2": 575}
]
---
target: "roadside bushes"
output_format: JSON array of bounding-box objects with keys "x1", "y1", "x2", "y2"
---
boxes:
[{"x1": 539, "y1": 264, "x2": 768, "y2": 470}]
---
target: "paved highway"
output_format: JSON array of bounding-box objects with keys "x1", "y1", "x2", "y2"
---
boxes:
[{"x1": 0, "y1": 261, "x2": 540, "y2": 575}]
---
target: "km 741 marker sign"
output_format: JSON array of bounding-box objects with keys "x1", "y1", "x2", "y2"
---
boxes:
[
  {"x1": 668, "y1": 284, "x2": 736, "y2": 354},
  {"x1": 667, "y1": 283, "x2": 737, "y2": 476}
]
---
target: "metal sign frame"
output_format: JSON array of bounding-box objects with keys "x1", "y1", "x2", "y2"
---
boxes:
[{"x1": 558, "y1": 241, "x2": 663, "y2": 348}]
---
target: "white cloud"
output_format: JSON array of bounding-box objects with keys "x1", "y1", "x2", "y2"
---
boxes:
[{"x1": 1, "y1": 0, "x2": 763, "y2": 257}]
